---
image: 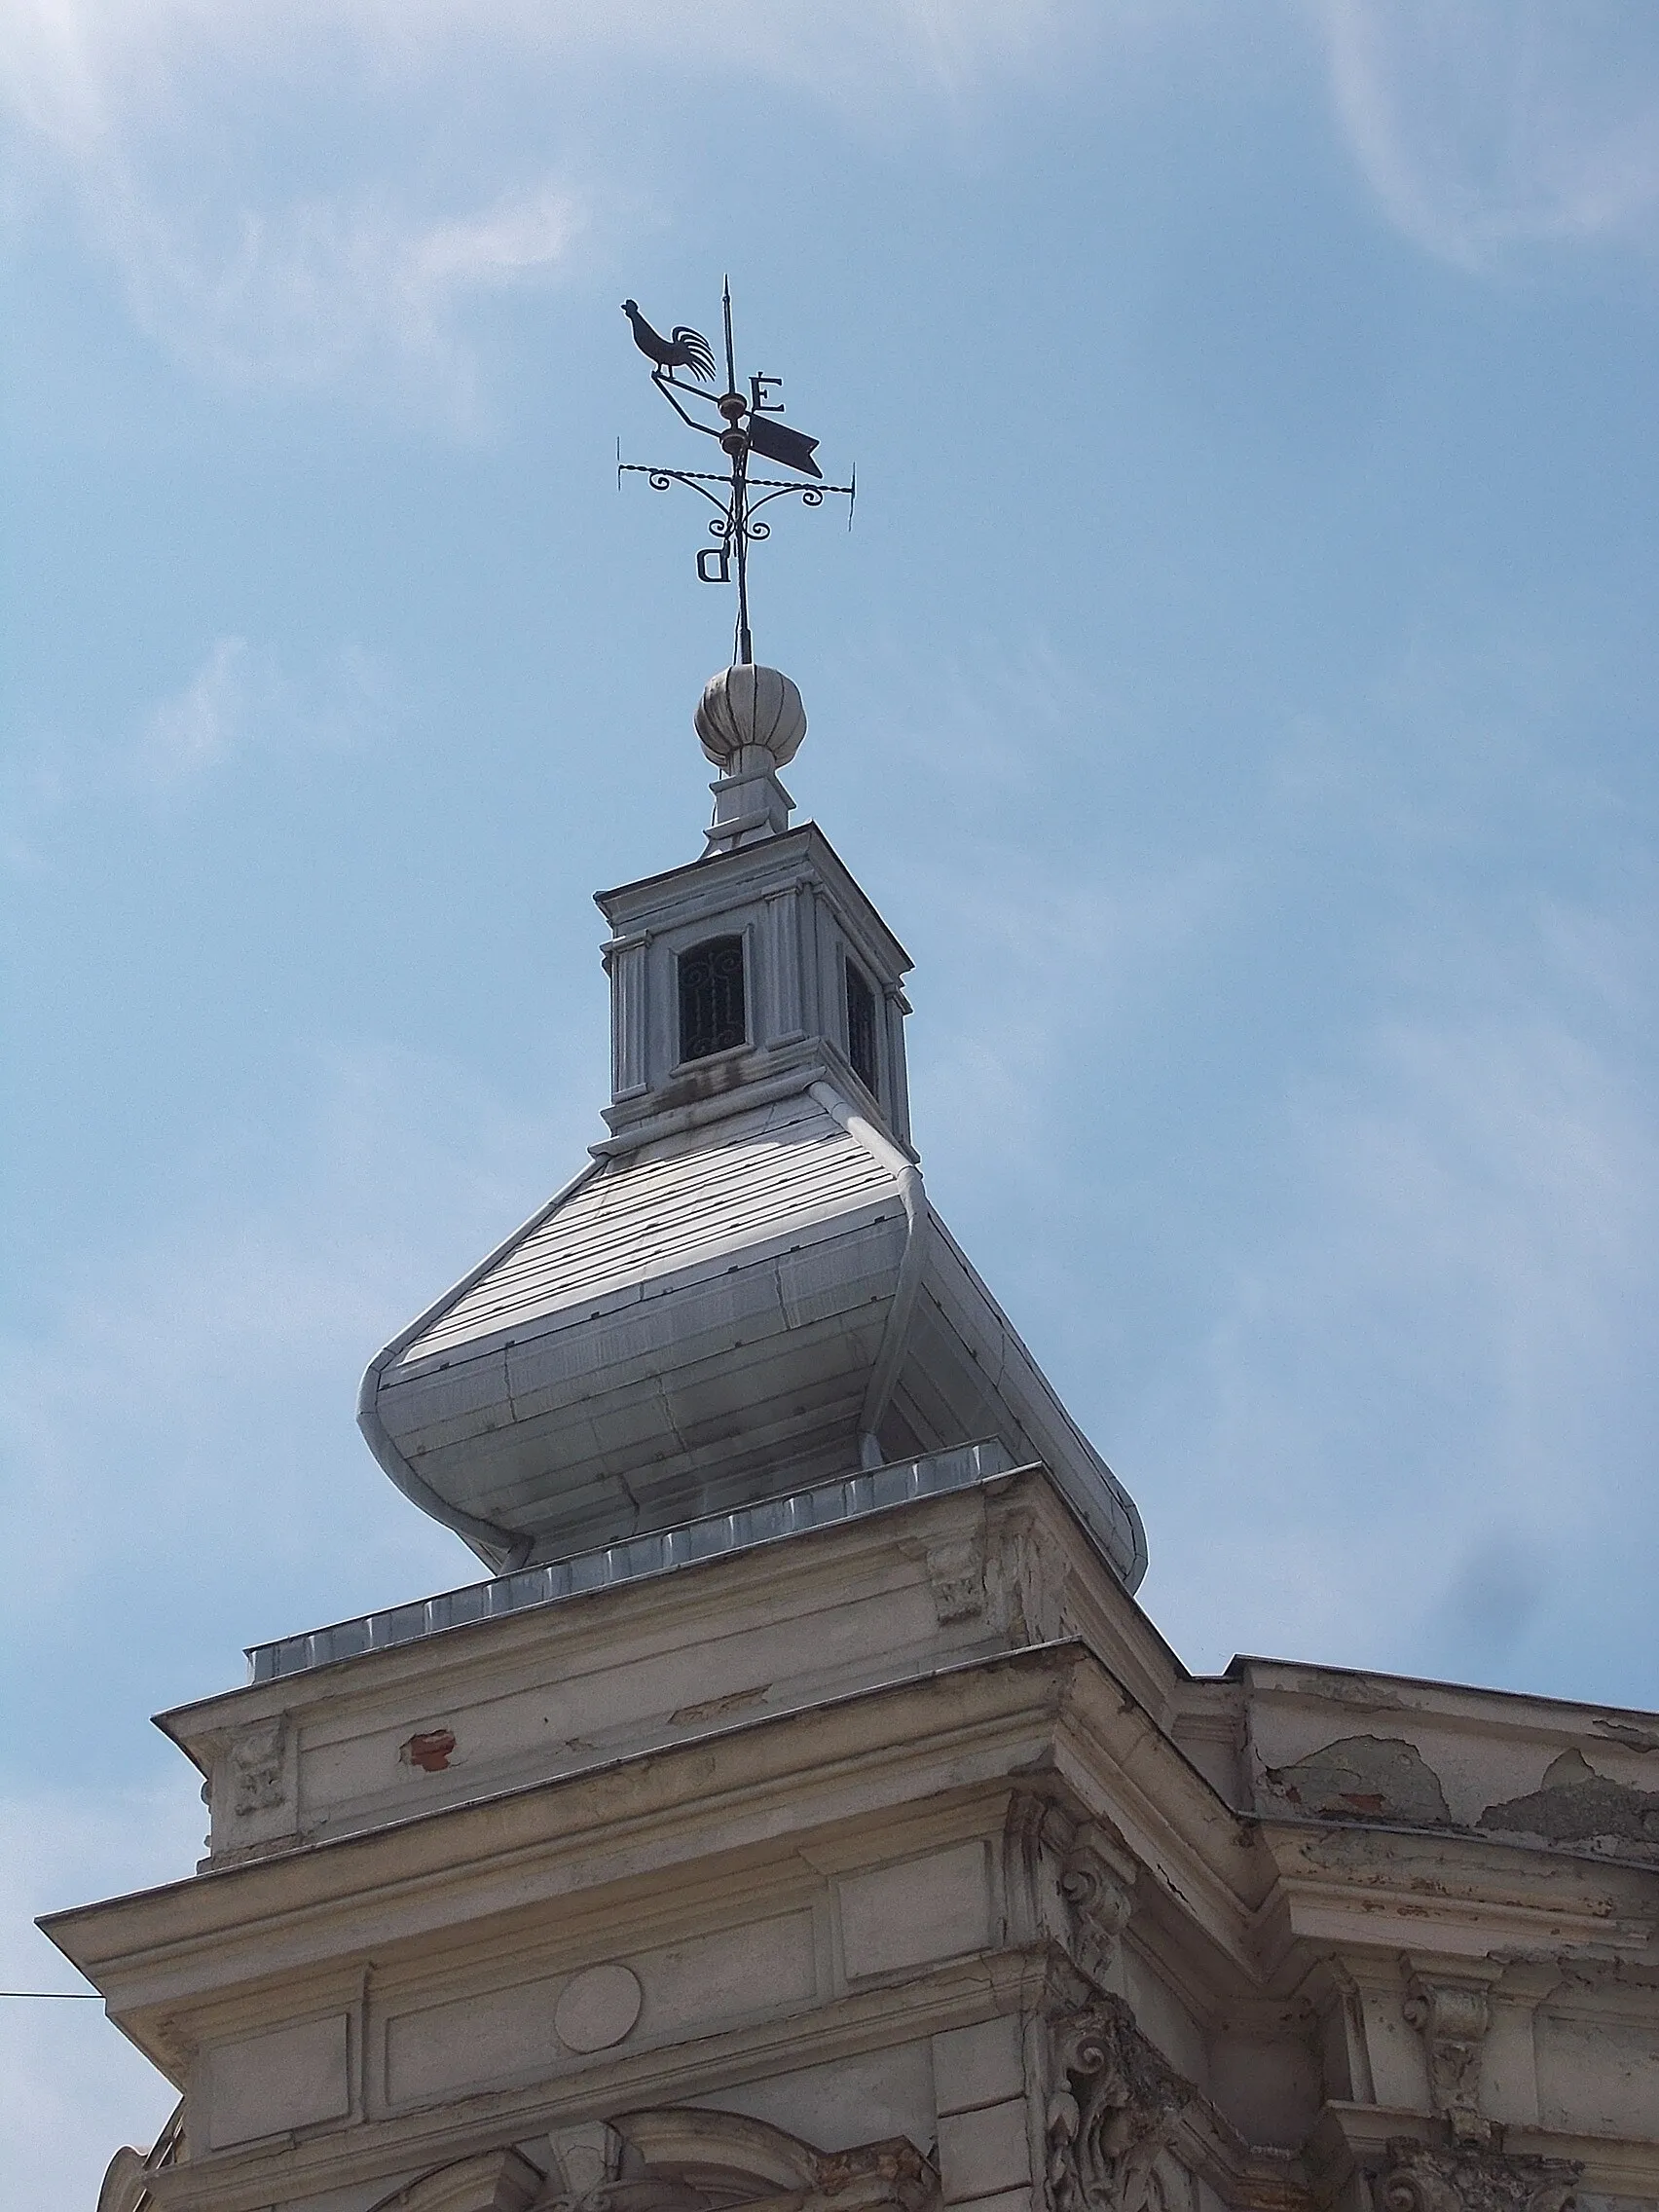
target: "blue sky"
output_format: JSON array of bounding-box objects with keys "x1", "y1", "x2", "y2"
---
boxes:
[{"x1": 4, "y1": 2, "x2": 1658, "y2": 2194}]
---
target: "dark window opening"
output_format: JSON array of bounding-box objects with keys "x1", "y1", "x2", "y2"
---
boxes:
[
  {"x1": 845, "y1": 960, "x2": 879, "y2": 1094},
  {"x1": 679, "y1": 935, "x2": 747, "y2": 1062}
]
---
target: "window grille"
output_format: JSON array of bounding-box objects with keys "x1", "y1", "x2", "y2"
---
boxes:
[
  {"x1": 679, "y1": 935, "x2": 747, "y2": 1062},
  {"x1": 845, "y1": 960, "x2": 879, "y2": 1094}
]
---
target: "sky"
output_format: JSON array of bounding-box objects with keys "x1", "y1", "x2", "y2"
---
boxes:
[{"x1": 3, "y1": 0, "x2": 1658, "y2": 2197}]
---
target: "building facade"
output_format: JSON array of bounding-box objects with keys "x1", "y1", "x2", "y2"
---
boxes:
[{"x1": 48, "y1": 668, "x2": 1659, "y2": 2212}]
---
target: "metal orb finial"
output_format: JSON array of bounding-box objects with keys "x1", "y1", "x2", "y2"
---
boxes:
[
  {"x1": 695, "y1": 664, "x2": 806, "y2": 771},
  {"x1": 697, "y1": 665, "x2": 806, "y2": 856}
]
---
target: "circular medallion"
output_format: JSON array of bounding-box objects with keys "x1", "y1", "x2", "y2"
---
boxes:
[{"x1": 554, "y1": 1962, "x2": 643, "y2": 2052}]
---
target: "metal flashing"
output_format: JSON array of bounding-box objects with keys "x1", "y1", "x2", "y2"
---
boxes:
[{"x1": 248, "y1": 1439, "x2": 1018, "y2": 1684}]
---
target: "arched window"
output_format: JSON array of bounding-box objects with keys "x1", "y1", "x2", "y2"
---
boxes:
[
  {"x1": 845, "y1": 959, "x2": 878, "y2": 1095},
  {"x1": 679, "y1": 935, "x2": 747, "y2": 1063}
]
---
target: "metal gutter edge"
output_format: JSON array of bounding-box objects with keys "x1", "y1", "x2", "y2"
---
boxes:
[
  {"x1": 355, "y1": 1155, "x2": 606, "y2": 1571},
  {"x1": 808, "y1": 1079, "x2": 930, "y2": 1471},
  {"x1": 242, "y1": 1440, "x2": 1019, "y2": 1685}
]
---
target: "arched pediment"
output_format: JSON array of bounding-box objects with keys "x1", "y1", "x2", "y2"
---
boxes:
[
  {"x1": 369, "y1": 2147, "x2": 544, "y2": 2212},
  {"x1": 605, "y1": 2111, "x2": 826, "y2": 2201},
  {"x1": 606, "y1": 2105, "x2": 938, "y2": 2212},
  {"x1": 96, "y1": 2146, "x2": 149, "y2": 2212},
  {"x1": 377, "y1": 2107, "x2": 937, "y2": 2212},
  {"x1": 97, "y1": 2100, "x2": 183, "y2": 2212},
  {"x1": 549, "y1": 2108, "x2": 938, "y2": 2212}
]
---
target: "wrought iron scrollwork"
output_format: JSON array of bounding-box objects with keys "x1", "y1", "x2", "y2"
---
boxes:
[{"x1": 619, "y1": 280, "x2": 853, "y2": 663}]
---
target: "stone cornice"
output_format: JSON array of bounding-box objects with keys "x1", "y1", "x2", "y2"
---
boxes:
[
  {"x1": 48, "y1": 1641, "x2": 1281, "y2": 2071},
  {"x1": 1310, "y1": 2103, "x2": 1659, "y2": 2206},
  {"x1": 49, "y1": 1648, "x2": 1078, "y2": 1994},
  {"x1": 1250, "y1": 1818, "x2": 1659, "y2": 1974}
]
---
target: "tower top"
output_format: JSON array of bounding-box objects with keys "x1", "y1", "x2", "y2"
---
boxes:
[
  {"x1": 350, "y1": 295, "x2": 1145, "y2": 1598},
  {"x1": 357, "y1": 706, "x2": 1147, "y2": 1590}
]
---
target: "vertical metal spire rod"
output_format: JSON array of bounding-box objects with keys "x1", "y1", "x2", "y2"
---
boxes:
[
  {"x1": 719, "y1": 278, "x2": 754, "y2": 667},
  {"x1": 618, "y1": 283, "x2": 853, "y2": 669}
]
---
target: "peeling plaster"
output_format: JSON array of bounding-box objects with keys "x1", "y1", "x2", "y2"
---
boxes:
[{"x1": 1266, "y1": 1735, "x2": 1453, "y2": 1825}]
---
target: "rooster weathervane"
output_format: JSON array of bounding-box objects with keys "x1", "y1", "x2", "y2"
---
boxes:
[{"x1": 619, "y1": 281, "x2": 853, "y2": 667}]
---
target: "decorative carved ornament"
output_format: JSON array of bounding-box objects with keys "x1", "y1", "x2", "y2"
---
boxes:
[
  {"x1": 923, "y1": 1535, "x2": 986, "y2": 1625},
  {"x1": 908, "y1": 1500, "x2": 1074, "y2": 1644},
  {"x1": 1401, "y1": 1975, "x2": 1493, "y2": 2143},
  {"x1": 1374, "y1": 2139, "x2": 1580, "y2": 2212},
  {"x1": 1058, "y1": 1831, "x2": 1135, "y2": 1991},
  {"x1": 985, "y1": 1505, "x2": 1069, "y2": 1647},
  {"x1": 1005, "y1": 1794, "x2": 1137, "y2": 1992},
  {"x1": 229, "y1": 1715, "x2": 288, "y2": 1816},
  {"x1": 809, "y1": 2141, "x2": 938, "y2": 2212},
  {"x1": 1046, "y1": 1994, "x2": 1197, "y2": 2212}
]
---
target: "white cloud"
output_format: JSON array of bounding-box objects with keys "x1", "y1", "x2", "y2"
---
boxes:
[
  {"x1": 1317, "y1": 0, "x2": 1659, "y2": 267},
  {"x1": 2, "y1": 635, "x2": 393, "y2": 868},
  {"x1": 137, "y1": 631, "x2": 375, "y2": 783},
  {"x1": 102, "y1": 177, "x2": 583, "y2": 399},
  {"x1": 1, "y1": 2, "x2": 589, "y2": 398},
  {"x1": 0, "y1": 0, "x2": 1097, "y2": 398},
  {"x1": 13, "y1": 0, "x2": 1653, "y2": 395},
  {"x1": 136, "y1": 633, "x2": 247, "y2": 779},
  {"x1": 0, "y1": 0, "x2": 1081, "y2": 143}
]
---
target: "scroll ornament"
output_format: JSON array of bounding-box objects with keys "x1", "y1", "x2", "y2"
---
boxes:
[
  {"x1": 1375, "y1": 2140, "x2": 1580, "y2": 2212},
  {"x1": 1046, "y1": 1996, "x2": 1196, "y2": 2212}
]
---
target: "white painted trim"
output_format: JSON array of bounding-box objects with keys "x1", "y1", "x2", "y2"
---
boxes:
[
  {"x1": 809, "y1": 1080, "x2": 930, "y2": 1469},
  {"x1": 355, "y1": 1157, "x2": 605, "y2": 1570}
]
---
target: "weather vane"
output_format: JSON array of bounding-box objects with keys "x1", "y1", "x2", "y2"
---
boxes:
[{"x1": 619, "y1": 280, "x2": 854, "y2": 667}]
